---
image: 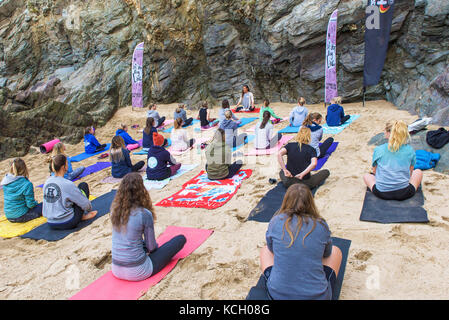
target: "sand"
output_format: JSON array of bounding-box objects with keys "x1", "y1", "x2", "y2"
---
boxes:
[{"x1": 0, "y1": 100, "x2": 448, "y2": 300}]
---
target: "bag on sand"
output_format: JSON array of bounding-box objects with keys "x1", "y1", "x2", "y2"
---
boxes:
[
  {"x1": 408, "y1": 117, "x2": 432, "y2": 134},
  {"x1": 426, "y1": 128, "x2": 449, "y2": 149}
]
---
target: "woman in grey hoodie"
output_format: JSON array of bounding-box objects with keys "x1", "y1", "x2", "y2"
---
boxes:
[
  {"x1": 43, "y1": 154, "x2": 97, "y2": 230},
  {"x1": 303, "y1": 113, "x2": 334, "y2": 158},
  {"x1": 219, "y1": 110, "x2": 247, "y2": 148},
  {"x1": 289, "y1": 97, "x2": 309, "y2": 127}
]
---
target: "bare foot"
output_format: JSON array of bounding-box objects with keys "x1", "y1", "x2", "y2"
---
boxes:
[{"x1": 82, "y1": 211, "x2": 97, "y2": 221}]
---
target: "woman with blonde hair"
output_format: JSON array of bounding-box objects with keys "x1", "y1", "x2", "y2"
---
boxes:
[
  {"x1": 1, "y1": 158, "x2": 42, "y2": 223},
  {"x1": 48, "y1": 142, "x2": 85, "y2": 180},
  {"x1": 174, "y1": 103, "x2": 193, "y2": 127},
  {"x1": 171, "y1": 118, "x2": 195, "y2": 152},
  {"x1": 258, "y1": 183, "x2": 342, "y2": 299},
  {"x1": 289, "y1": 97, "x2": 308, "y2": 127},
  {"x1": 110, "y1": 136, "x2": 145, "y2": 178},
  {"x1": 277, "y1": 126, "x2": 330, "y2": 189},
  {"x1": 364, "y1": 120, "x2": 422, "y2": 201},
  {"x1": 111, "y1": 173, "x2": 186, "y2": 281}
]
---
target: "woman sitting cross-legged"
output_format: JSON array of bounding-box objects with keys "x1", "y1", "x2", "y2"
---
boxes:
[
  {"x1": 255, "y1": 111, "x2": 282, "y2": 150},
  {"x1": 111, "y1": 172, "x2": 186, "y2": 281},
  {"x1": 43, "y1": 154, "x2": 97, "y2": 230},
  {"x1": 277, "y1": 126, "x2": 330, "y2": 190},
  {"x1": 146, "y1": 132, "x2": 181, "y2": 181},
  {"x1": 302, "y1": 113, "x2": 334, "y2": 158},
  {"x1": 259, "y1": 183, "x2": 342, "y2": 300},
  {"x1": 110, "y1": 136, "x2": 145, "y2": 178},
  {"x1": 171, "y1": 118, "x2": 195, "y2": 152},
  {"x1": 363, "y1": 120, "x2": 423, "y2": 201},
  {"x1": 205, "y1": 128, "x2": 243, "y2": 180}
]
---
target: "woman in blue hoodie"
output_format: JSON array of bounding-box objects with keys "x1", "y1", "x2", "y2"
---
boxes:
[
  {"x1": 110, "y1": 136, "x2": 145, "y2": 178},
  {"x1": 1, "y1": 158, "x2": 42, "y2": 223},
  {"x1": 289, "y1": 97, "x2": 309, "y2": 127},
  {"x1": 84, "y1": 126, "x2": 107, "y2": 154},
  {"x1": 326, "y1": 97, "x2": 350, "y2": 127},
  {"x1": 116, "y1": 124, "x2": 139, "y2": 146},
  {"x1": 303, "y1": 113, "x2": 334, "y2": 158},
  {"x1": 219, "y1": 110, "x2": 247, "y2": 148},
  {"x1": 146, "y1": 132, "x2": 181, "y2": 181}
]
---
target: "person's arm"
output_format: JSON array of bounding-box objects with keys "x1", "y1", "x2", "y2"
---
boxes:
[
  {"x1": 67, "y1": 182, "x2": 92, "y2": 212},
  {"x1": 232, "y1": 111, "x2": 239, "y2": 121},
  {"x1": 90, "y1": 135, "x2": 101, "y2": 147},
  {"x1": 295, "y1": 157, "x2": 317, "y2": 180},
  {"x1": 123, "y1": 149, "x2": 133, "y2": 168},
  {"x1": 278, "y1": 147, "x2": 292, "y2": 177},
  {"x1": 236, "y1": 96, "x2": 242, "y2": 107},
  {"x1": 268, "y1": 106, "x2": 281, "y2": 119},
  {"x1": 250, "y1": 93, "x2": 255, "y2": 109},
  {"x1": 323, "y1": 223, "x2": 333, "y2": 258},
  {"x1": 24, "y1": 180, "x2": 38, "y2": 209},
  {"x1": 143, "y1": 209, "x2": 158, "y2": 253},
  {"x1": 168, "y1": 152, "x2": 177, "y2": 165}
]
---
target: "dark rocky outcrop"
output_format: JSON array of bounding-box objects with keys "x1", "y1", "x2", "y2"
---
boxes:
[{"x1": 0, "y1": 0, "x2": 448, "y2": 160}]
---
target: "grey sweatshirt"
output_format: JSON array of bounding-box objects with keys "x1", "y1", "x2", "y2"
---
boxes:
[
  {"x1": 289, "y1": 106, "x2": 309, "y2": 127},
  {"x1": 42, "y1": 176, "x2": 92, "y2": 224},
  {"x1": 147, "y1": 110, "x2": 161, "y2": 123}
]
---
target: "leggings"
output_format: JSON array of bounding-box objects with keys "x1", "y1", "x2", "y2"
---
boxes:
[
  {"x1": 279, "y1": 169, "x2": 330, "y2": 190},
  {"x1": 8, "y1": 203, "x2": 43, "y2": 223},
  {"x1": 48, "y1": 182, "x2": 90, "y2": 230},
  {"x1": 132, "y1": 161, "x2": 145, "y2": 172},
  {"x1": 233, "y1": 133, "x2": 248, "y2": 148},
  {"x1": 340, "y1": 115, "x2": 350, "y2": 125},
  {"x1": 182, "y1": 118, "x2": 193, "y2": 127},
  {"x1": 95, "y1": 144, "x2": 107, "y2": 153},
  {"x1": 148, "y1": 235, "x2": 187, "y2": 275},
  {"x1": 318, "y1": 137, "x2": 334, "y2": 158},
  {"x1": 157, "y1": 116, "x2": 166, "y2": 128},
  {"x1": 205, "y1": 160, "x2": 243, "y2": 180}
]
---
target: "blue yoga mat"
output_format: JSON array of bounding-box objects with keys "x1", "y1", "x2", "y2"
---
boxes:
[
  {"x1": 163, "y1": 120, "x2": 200, "y2": 133},
  {"x1": 21, "y1": 190, "x2": 117, "y2": 241},
  {"x1": 314, "y1": 142, "x2": 339, "y2": 171},
  {"x1": 360, "y1": 187, "x2": 428, "y2": 223},
  {"x1": 247, "y1": 182, "x2": 320, "y2": 223},
  {"x1": 237, "y1": 117, "x2": 258, "y2": 128},
  {"x1": 232, "y1": 135, "x2": 255, "y2": 152},
  {"x1": 279, "y1": 125, "x2": 300, "y2": 133},
  {"x1": 70, "y1": 144, "x2": 111, "y2": 163},
  {"x1": 322, "y1": 115, "x2": 360, "y2": 134},
  {"x1": 246, "y1": 236, "x2": 351, "y2": 300}
]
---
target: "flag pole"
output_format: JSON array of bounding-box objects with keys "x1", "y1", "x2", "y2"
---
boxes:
[{"x1": 362, "y1": 86, "x2": 366, "y2": 108}]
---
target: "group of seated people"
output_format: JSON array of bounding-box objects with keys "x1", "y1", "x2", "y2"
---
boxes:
[{"x1": 0, "y1": 89, "x2": 425, "y2": 300}]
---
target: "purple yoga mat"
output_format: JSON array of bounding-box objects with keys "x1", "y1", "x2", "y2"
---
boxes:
[
  {"x1": 37, "y1": 162, "x2": 112, "y2": 188},
  {"x1": 314, "y1": 142, "x2": 339, "y2": 171}
]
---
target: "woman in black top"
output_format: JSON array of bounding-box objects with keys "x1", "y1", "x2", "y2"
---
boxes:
[
  {"x1": 277, "y1": 126, "x2": 330, "y2": 190},
  {"x1": 197, "y1": 101, "x2": 218, "y2": 129}
]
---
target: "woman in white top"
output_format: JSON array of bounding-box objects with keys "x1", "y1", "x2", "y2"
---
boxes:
[
  {"x1": 235, "y1": 85, "x2": 255, "y2": 112},
  {"x1": 255, "y1": 111, "x2": 282, "y2": 149},
  {"x1": 170, "y1": 118, "x2": 195, "y2": 152}
]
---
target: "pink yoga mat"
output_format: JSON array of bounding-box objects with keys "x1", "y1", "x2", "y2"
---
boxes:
[
  {"x1": 70, "y1": 226, "x2": 213, "y2": 300},
  {"x1": 246, "y1": 117, "x2": 288, "y2": 132},
  {"x1": 245, "y1": 135, "x2": 293, "y2": 156},
  {"x1": 39, "y1": 139, "x2": 60, "y2": 154},
  {"x1": 167, "y1": 138, "x2": 208, "y2": 155},
  {"x1": 157, "y1": 119, "x2": 174, "y2": 129}
]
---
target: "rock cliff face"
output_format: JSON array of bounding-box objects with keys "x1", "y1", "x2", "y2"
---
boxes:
[{"x1": 0, "y1": 0, "x2": 448, "y2": 160}]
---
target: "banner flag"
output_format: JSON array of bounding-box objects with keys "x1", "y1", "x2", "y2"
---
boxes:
[
  {"x1": 325, "y1": 9, "x2": 339, "y2": 103},
  {"x1": 132, "y1": 42, "x2": 144, "y2": 108}
]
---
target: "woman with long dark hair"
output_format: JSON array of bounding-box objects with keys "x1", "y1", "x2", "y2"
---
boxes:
[
  {"x1": 255, "y1": 111, "x2": 282, "y2": 149},
  {"x1": 235, "y1": 85, "x2": 255, "y2": 112}
]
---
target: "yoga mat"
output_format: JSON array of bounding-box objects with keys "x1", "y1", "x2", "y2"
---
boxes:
[
  {"x1": 237, "y1": 117, "x2": 258, "y2": 128},
  {"x1": 70, "y1": 143, "x2": 111, "y2": 162},
  {"x1": 279, "y1": 125, "x2": 300, "y2": 133},
  {"x1": 246, "y1": 117, "x2": 288, "y2": 132},
  {"x1": 0, "y1": 215, "x2": 47, "y2": 239},
  {"x1": 70, "y1": 226, "x2": 213, "y2": 300},
  {"x1": 162, "y1": 120, "x2": 200, "y2": 133},
  {"x1": 20, "y1": 190, "x2": 117, "y2": 241},
  {"x1": 40, "y1": 139, "x2": 60, "y2": 154},
  {"x1": 245, "y1": 135, "x2": 293, "y2": 156},
  {"x1": 246, "y1": 236, "x2": 351, "y2": 300},
  {"x1": 156, "y1": 169, "x2": 252, "y2": 210},
  {"x1": 37, "y1": 162, "x2": 112, "y2": 188},
  {"x1": 194, "y1": 122, "x2": 219, "y2": 132},
  {"x1": 314, "y1": 142, "x2": 339, "y2": 171},
  {"x1": 101, "y1": 166, "x2": 147, "y2": 184},
  {"x1": 231, "y1": 108, "x2": 260, "y2": 113},
  {"x1": 359, "y1": 187, "x2": 428, "y2": 224},
  {"x1": 167, "y1": 138, "x2": 208, "y2": 155},
  {"x1": 156, "y1": 119, "x2": 174, "y2": 129},
  {"x1": 232, "y1": 135, "x2": 255, "y2": 152},
  {"x1": 143, "y1": 164, "x2": 198, "y2": 190},
  {"x1": 247, "y1": 182, "x2": 320, "y2": 223},
  {"x1": 133, "y1": 139, "x2": 172, "y2": 155},
  {"x1": 322, "y1": 114, "x2": 360, "y2": 134}
]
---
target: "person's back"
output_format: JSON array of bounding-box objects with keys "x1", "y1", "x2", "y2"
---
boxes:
[
  {"x1": 84, "y1": 133, "x2": 99, "y2": 153},
  {"x1": 147, "y1": 109, "x2": 160, "y2": 123},
  {"x1": 219, "y1": 119, "x2": 238, "y2": 146},
  {"x1": 307, "y1": 123, "x2": 323, "y2": 157},
  {"x1": 1, "y1": 174, "x2": 37, "y2": 220},
  {"x1": 111, "y1": 148, "x2": 132, "y2": 178},
  {"x1": 174, "y1": 108, "x2": 187, "y2": 122},
  {"x1": 373, "y1": 143, "x2": 415, "y2": 192},
  {"x1": 115, "y1": 128, "x2": 137, "y2": 145},
  {"x1": 255, "y1": 121, "x2": 274, "y2": 149},
  {"x1": 266, "y1": 213, "x2": 332, "y2": 300},
  {"x1": 171, "y1": 128, "x2": 189, "y2": 151},
  {"x1": 142, "y1": 127, "x2": 157, "y2": 149},
  {"x1": 206, "y1": 140, "x2": 230, "y2": 179},
  {"x1": 326, "y1": 104, "x2": 344, "y2": 126},
  {"x1": 146, "y1": 145, "x2": 172, "y2": 180},
  {"x1": 284, "y1": 142, "x2": 316, "y2": 179},
  {"x1": 112, "y1": 207, "x2": 156, "y2": 281},
  {"x1": 290, "y1": 106, "x2": 308, "y2": 127}
]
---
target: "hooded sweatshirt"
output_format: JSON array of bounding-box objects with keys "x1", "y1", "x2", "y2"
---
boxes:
[
  {"x1": 142, "y1": 127, "x2": 157, "y2": 149},
  {"x1": 84, "y1": 133, "x2": 101, "y2": 154},
  {"x1": 42, "y1": 175, "x2": 92, "y2": 224},
  {"x1": 174, "y1": 108, "x2": 188, "y2": 122},
  {"x1": 289, "y1": 106, "x2": 309, "y2": 127},
  {"x1": 205, "y1": 140, "x2": 232, "y2": 179},
  {"x1": 219, "y1": 119, "x2": 239, "y2": 147},
  {"x1": 307, "y1": 123, "x2": 324, "y2": 157},
  {"x1": 218, "y1": 108, "x2": 238, "y2": 122},
  {"x1": 1, "y1": 174, "x2": 38, "y2": 220},
  {"x1": 146, "y1": 146, "x2": 176, "y2": 180},
  {"x1": 147, "y1": 110, "x2": 161, "y2": 123},
  {"x1": 326, "y1": 104, "x2": 345, "y2": 127},
  {"x1": 115, "y1": 129, "x2": 138, "y2": 146}
]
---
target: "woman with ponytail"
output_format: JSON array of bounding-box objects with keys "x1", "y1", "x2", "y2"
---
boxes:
[
  {"x1": 255, "y1": 111, "x2": 282, "y2": 149},
  {"x1": 258, "y1": 183, "x2": 342, "y2": 299},
  {"x1": 48, "y1": 142, "x2": 85, "y2": 181},
  {"x1": 1, "y1": 158, "x2": 42, "y2": 223},
  {"x1": 302, "y1": 113, "x2": 334, "y2": 158},
  {"x1": 363, "y1": 120, "x2": 423, "y2": 201}
]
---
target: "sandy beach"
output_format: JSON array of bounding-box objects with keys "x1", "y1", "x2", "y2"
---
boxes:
[{"x1": 1, "y1": 100, "x2": 448, "y2": 300}]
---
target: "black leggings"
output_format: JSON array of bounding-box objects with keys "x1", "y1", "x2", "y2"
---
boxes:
[
  {"x1": 8, "y1": 203, "x2": 43, "y2": 223},
  {"x1": 182, "y1": 118, "x2": 193, "y2": 127},
  {"x1": 340, "y1": 115, "x2": 350, "y2": 125},
  {"x1": 233, "y1": 133, "x2": 248, "y2": 148},
  {"x1": 157, "y1": 116, "x2": 166, "y2": 128},
  {"x1": 279, "y1": 169, "x2": 330, "y2": 191},
  {"x1": 318, "y1": 137, "x2": 334, "y2": 158},
  {"x1": 48, "y1": 182, "x2": 90, "y2": 230},
  {"x1": 95, "y1": 144, "x2": 107, "y2": 153},
  {"x1": 148, "y1": 235, "x2": 187, "y2": 275},
  {"x1": 132, "y1": 161, "x2": 145, "y2": 172}
]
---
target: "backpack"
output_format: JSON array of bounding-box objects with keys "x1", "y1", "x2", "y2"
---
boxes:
[{"x1": 426, "y1": 128, "x2": 449, "y2": 149}]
